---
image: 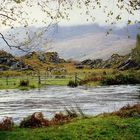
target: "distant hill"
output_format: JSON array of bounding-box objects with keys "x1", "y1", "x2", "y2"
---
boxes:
[
  {"x1": 50, "y1": 32, "x2": 135, "y2": 60},
  {"x1": 49, "y1": 24, "x2": 140, "y2": 60}
]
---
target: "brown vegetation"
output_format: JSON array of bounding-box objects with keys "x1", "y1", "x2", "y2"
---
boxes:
[
  {"x1": 20, "y1": 112, "x2": 49, "y2": 128},
  {"x1": 0, "y1": 117, "x2": 14, "y2": 131},
  {"x1": 79, "y1": 76, "x2": 102, "y2": 85},
  {"x1": 20, "y1": 109, "x2": 79, "y2": 128},
  {"x1": 111, "y1": 103, "x2": 140, "y2": 118}
]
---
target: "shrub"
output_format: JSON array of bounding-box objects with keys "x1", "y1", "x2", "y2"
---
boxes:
[
  {"x1": 103, "y1": 71, "x2": 107, "y2": 75},
  {"x1": 101, "y1": 75, "x2": 116, "y2": 85},
  {"x1": 67, "y1": 80, "x2": 78, "y2": 87},
  {"x1": 19, "y1": 79, "x2": 29, "y2": 87},
  {"x1": 20, "y1": 109, "x2": 79, "y2": 128},
  {"x1": 29, "y1": 84, "x2": 36, "y2": 89},
  {"x1": 20, "y1": 112, "x2": 49, "y2": 128},
  {"x1": 133, "y1": 34, "x2": 140, "y2": 67},
  {"x1": 51, "y1": 107, "x2": 84, "y2": 125},
  {"x1": 50, "y1": 112, "x2": 71, "y2": 125},
  {"x1": 101, "y1": 73, "x2": 140, "y2": 85},
  {"x1": 0, "y1": 117, "x2": 14, "y2": 131}
]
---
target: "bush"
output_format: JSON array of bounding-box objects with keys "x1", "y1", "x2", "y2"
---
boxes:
[
  {"x1": 0, "y1": 117, "x2": 14, "y2": 131},
  {"x1": 29, "y1": 84, "x2": 36, "y2": 89},
  {"x1": 103, "y1": 71, "x2": 107, "y2": 75},
  {"x1": 19, "y1": 79, "x2": 29, "y2": 87},
  {"x1": 20, "y1": 112, "x2": 49, "y2": 128},
  {"x1": 133, "y1": 34, "x2": 140, "y2": 67},
  {"x1": 20, "y1": 109, "x2": 80, "y2": 128},
  {"x1": 101, "y1": 73, "x2": 140, "y2": 85},
  {"x1": 50, "y1": 113, "x2": 71, "y2": 125},
  {"x1": 67, "y1": 80, "x2": 78, "y2": 87},
  {"x1": 51, "y1": 107, "x2": 84, "y2": 125}
]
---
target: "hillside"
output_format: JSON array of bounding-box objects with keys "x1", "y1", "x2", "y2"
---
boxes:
[
  {"x1": 0, "y1": 50, "x2": 28, "y2": 71},
  {"x1": 0, "y1": 42, "x2": 139, "y2": 72},
  {"x1": 80, "y1": 53, "x2": 138, "y2": 70},
  {"x1": 0, "y1": 51, "x2": 65, "y2": 71},
  {"x1": 51, "y1": 32, "x2": 135, "y2": 60}
]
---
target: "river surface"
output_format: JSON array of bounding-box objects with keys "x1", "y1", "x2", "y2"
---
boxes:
[{"x1": 0, "y1": 85, "x2": 140, "y2": 123}]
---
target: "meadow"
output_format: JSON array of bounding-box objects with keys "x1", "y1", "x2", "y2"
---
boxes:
[{"x1": 0, "y1": 68, "x2": 140, "y2": 90}]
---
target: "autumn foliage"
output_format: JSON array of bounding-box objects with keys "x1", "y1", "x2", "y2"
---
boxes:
[
  {"x1": 0, "y1": 117, "x2": 14, "y2": 131},
  {"x1": 112, "y1": 103, "x2": 140, "y2": 118}
]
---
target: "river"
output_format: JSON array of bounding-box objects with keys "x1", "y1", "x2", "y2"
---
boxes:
[{"x1": 0, "y1": 85, "x2": 140, "y2": 123}]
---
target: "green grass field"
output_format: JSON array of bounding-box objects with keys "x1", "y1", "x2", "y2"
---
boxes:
[
  {"x1": 0, "y1": 76, "x2": 72, "y2": 90},
  {"x1": 0, "y1": 115, "x2": 139, "y2": 140},
  {"x1": 0, "y1": 69, "x2": 114, "y2": 89},
  {"x1": 0, "y1": 69, "x2": 139, "y2": 90}
]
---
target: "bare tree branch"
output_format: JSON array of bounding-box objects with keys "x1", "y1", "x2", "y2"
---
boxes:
[
  {"x1": 0, "y1": 33, "x2": 29, "y2": 52},
  {"x1": 0, "y1": 13, "x2": 16, "y2": 21}
]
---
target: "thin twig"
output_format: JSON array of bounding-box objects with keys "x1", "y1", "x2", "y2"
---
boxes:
[
  {"x1": 0, "y1": 32, "x2": 28, "y2": 52},
  {"x1": 0, "y1": 13, "x2": 16, "y2": 21}
]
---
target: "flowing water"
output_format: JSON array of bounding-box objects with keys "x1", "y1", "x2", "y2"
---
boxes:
[{"x1": 0, "y1": 85, "x2": 140, "y2": 123}]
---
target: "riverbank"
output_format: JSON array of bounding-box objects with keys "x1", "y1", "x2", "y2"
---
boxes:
[{"x1": 0, "y1": 103, "x2": 140, "y2": 140}]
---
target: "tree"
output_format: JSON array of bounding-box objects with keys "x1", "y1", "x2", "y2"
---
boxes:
[
  {"x1": 134, "y1": 34, "x2": 140, "y2": 66},
  {"x1": 0, "y1": 0, "x2": 140, "y2": 51}
]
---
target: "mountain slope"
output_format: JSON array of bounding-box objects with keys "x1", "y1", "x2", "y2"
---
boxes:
[{"x1": 50, "y1": 32, "x2": 135, "y2": 60}]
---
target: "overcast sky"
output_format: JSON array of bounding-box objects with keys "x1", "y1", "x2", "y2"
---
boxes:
[
  {"x1": 59, "y1": 0, "x2": 140, "y2": 27},
  {"x1": 0, "y1": 0, "x2": 140, "y2": 56}
]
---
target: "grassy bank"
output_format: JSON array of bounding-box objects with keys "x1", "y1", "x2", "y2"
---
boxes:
[{"x1": 0, "y1": 115, "x2": 140, "y2": 140}]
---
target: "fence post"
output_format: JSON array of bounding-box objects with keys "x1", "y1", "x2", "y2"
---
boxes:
[
  {"x1": 37, "y1": 70, "x2": 41, "y2": 85},
  {"x1": 45, "y1": 71, "x2": 47, "y2": 84},
  {"x1": 75, "y1": 73, "x2": 77, "y2": 84},
  {"x1": 6, "y1": 76, "x2": 9, "y2": 85}
]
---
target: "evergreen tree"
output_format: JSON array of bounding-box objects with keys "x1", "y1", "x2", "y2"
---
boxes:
[{"x1": 133, "y1": 34, "x2": 140, "y2": 67}]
